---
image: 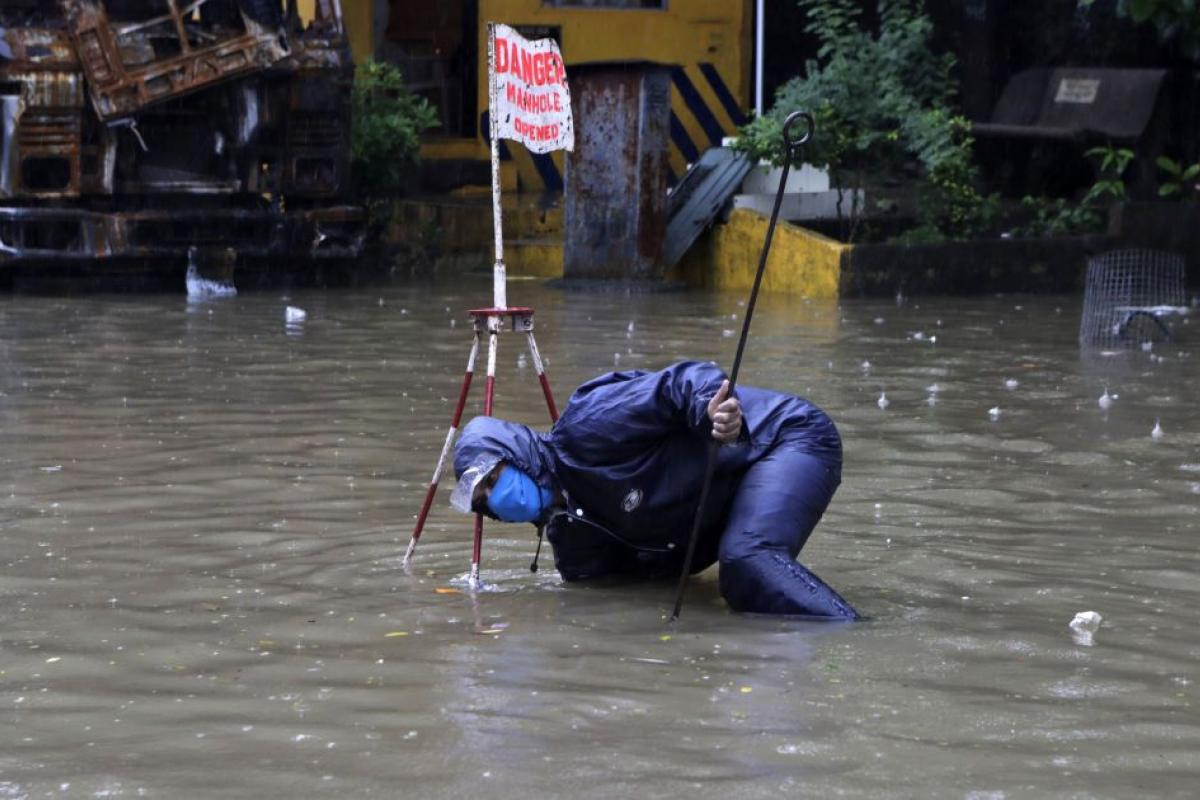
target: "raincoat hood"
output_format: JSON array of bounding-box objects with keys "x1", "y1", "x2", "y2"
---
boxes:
[{"x1": 452, "y1": 416, "x2": 557, "y2": 500}]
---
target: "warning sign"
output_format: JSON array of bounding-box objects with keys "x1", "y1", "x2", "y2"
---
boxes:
[{"x1": 489, "y1": 23, "x2": 574, "y2": 153}]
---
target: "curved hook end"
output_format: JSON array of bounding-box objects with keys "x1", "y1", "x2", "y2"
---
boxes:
[{"x1": 782, "y1": 110, "x2": 815, "y2": 156}]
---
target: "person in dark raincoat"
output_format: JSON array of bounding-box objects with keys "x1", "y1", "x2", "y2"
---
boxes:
[{"x1": 450, "y1": 360, "x2": 858, "y2": 618}]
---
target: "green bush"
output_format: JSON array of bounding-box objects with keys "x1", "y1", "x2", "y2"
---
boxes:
[
  {"x1": 352, "y1": 59, "x2": 439, "y2": 196},
  {"x1": 1009, "y1": 146, "x2": 1131, "y2": 237},
  {"x1": 734, "y1": 0, "x2": 996, "y2": 243}
]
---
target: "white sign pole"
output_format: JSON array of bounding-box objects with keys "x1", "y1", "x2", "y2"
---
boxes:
[
  {"x1": 755, "y1": 0, "x2": 764, "y2": 116},
  {"x1": 488, "y1": 22, "x2": 507, "y2": 311}
]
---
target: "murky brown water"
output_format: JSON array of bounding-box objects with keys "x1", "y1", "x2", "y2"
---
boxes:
[{"x1": 1, "y1": 278, "x2": 1197, "y2": 799}]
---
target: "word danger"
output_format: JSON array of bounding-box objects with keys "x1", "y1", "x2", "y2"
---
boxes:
[{"x1": 494, "y1": 38, "x2": 567, "y2": 87}]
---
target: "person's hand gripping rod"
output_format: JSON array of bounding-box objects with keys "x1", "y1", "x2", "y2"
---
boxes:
[{"x1": 669, "y1": 110, "x2": 815, "y2": 622}]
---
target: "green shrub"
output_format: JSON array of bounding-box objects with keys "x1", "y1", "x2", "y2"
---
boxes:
[
  {"x1": 352, "y1": 59, "x2": 439, "y2": 196},
  {"x1": 734, "y1": 0, "x2": 996, "y2": 243},
  {"x1": 1009, "y1": 146, "x2": 1131, "y2": 237}
]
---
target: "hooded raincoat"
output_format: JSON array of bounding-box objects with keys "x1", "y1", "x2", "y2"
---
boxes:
[{"x1": 453, "y1": 361, "x2": 857, "y2": 618}]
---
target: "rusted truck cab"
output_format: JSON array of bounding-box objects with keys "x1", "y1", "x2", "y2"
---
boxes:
[{"x1": 0, "y1": 0, "x2": 363, "y2": 274}]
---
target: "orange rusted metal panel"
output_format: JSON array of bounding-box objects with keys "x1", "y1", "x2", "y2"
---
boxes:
[{"x1": 58, "y1": 0, "x2": 291, "y2": 121}]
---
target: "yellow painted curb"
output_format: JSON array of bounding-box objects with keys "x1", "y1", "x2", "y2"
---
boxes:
[{"x1": 671, "y1": 208, "x2": 845, "y2": 299}]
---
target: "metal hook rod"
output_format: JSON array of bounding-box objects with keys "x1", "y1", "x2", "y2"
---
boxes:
[{"x1": 669, "y1": 110, "x2": 814, "y2": 622}]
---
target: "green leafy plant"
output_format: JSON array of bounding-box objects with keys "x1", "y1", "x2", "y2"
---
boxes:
[
  {"x1": 1155, "y1": 155, "x2": 1200, "y2": 198},
  {"x1": 351, "y1": 58, "x2": 439, "y2": 196},
  {"x1": 1082, "y1": 145, "x2": 1134, "y2": 205},
  {"x1": 733, "y1": 0, "x2": 995, "y2": 243},
  {"x1": 1010, "y1": 146, "x2": 1132, "y2": 237},
  {"x1": 1012, "y1": 196, "x2": 1102, "y2": 237}
]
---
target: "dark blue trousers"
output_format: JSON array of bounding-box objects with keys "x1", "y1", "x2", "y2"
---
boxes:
[{"x1": 715, "y1": 444, "x2": 857, "y2": 618}]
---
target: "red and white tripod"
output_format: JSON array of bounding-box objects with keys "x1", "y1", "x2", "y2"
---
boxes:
[
  {"x1": 403, "y1": 21, "x2": 572, "y2": 587},
  {"x1": 402, "y1": 306, "x2": 559, "y2": 586}
]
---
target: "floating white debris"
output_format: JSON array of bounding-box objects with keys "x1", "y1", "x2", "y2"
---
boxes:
[
  {"x1": 860, "y1": 360, "x2": 872, "y2": 373},
  {"x1": 873, "y1": 317, "x2": 885, "y2": 325},
  {"x1": 988, "y1": 406, "x2": 1001, "y2": 420},
  {"x1": 1151, "y1": 419, "x2": 1164, "y2": 440},
  {"x1": 926, "y1": 394, "x2": 938, "y2": 407},
  {"x1": 1004, "y1": 378, "x2": 1019, "y2": 390},
  {"x1": 1141, "y1": 341, "x2": 1152, "y2": 352},
  {"x1": 1069, "y1": 611, "x2": 1103, "y2": 645},
  {"x1": 722, "y1": 329, "x2": 735, "y2": 338},
  {"x1": 877, "y1": 392, "x2": 890, "y2": 410},
  {"x1": 910, "y1": 331, "x2": 926, "y2": 341},
  {"x1": 613, "y1": 353, "x2": 621, "y2": 364},
  {"x1": 285, "y1": 306, "x2": 307, "y2": 324},
  {"x1": 185, "y1": 263, "x2": 237, "y2": 299},
  {"x1": 516, "y1": 353, "x2": 527, "y2": 369},
  {"x1": 925, "y1": 383, "x2": 941, "y2": 394},
  {"x1": 1098, "y1": 389, "x2": 1113, "y2": 410}
]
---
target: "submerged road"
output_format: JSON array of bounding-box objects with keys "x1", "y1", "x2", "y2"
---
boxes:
[{"x1": 0, "y1": 279, "x2": 1197, "y2": 798}]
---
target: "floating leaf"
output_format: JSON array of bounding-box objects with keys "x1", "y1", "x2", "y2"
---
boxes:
[
  {"x1": 434, "y1": 587, "x2": 460, "y2": 595},
  {"x1": 384, "y1": 631, "x2": 409, "y2": 638}
]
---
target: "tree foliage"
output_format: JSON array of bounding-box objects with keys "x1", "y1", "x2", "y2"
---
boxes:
[
  {"x1": 1079, "y1": 0, "x2": 1200, "y2": 59},
  {"x1": 734, "y1": 0, "x2": 994, "y2": 242}
]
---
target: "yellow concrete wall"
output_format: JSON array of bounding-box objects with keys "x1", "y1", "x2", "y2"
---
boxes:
[
  {"x1": 477, "y1": 0, "x2": 753, "y2": 191},
  {"x1": 672, "y1": 209, "x2": 845, "y2": 300}
]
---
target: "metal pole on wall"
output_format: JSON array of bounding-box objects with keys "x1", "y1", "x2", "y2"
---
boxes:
[
  {"x1": 755, "y1": 0, "x2": 764, "y2": 116},
  {"x1": 488, "y1": 22, "x2": 508, "y2": 311}
]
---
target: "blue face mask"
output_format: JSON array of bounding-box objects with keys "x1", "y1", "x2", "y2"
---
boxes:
[{"x1": 487, "y1": 466, "x2": 553, "y2": 523}]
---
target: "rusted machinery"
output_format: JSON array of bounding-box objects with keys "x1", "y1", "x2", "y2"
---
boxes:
[{"x1": 0, "y1": 0, "x2": 363, "y2": 272}]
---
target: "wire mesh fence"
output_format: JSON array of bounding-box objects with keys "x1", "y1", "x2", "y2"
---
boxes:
[{"x1": 1079, "y1": 249, "x2": 1187, "y2": 348}]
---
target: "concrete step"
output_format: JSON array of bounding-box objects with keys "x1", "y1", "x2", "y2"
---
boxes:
[
  {"x1": 506, "y1": 237, "x2": 563, "y2": 278},
  {"x1": 389, "y1": 194, "x2": 563, "y2": 258}
]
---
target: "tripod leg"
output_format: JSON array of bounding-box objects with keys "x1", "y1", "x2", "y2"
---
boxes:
[
  {"x1": 470, "y1": 321, "x2": 500, "y2": 587},
  {"x1": 525, "y1": 330, "x2": 559, "y2": 422},
  {"x1": 404, "y1": 331, "x2": 480, "y2": 564}
]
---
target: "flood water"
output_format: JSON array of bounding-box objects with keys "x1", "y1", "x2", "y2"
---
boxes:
[{"x1": 1, "y1": 277, "x2": 1197, "y2": 799}]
